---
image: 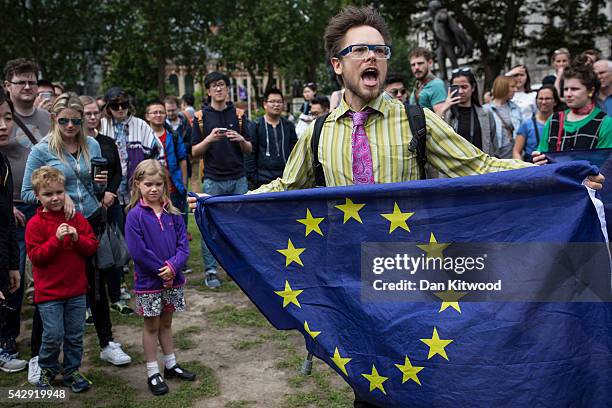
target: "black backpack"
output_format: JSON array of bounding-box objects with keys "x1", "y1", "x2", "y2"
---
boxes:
[{"x1": 311, "y1": 103, "x2": 428, "y2": 187}]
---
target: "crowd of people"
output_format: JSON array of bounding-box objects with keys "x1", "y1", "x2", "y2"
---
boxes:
[{"x1": 0, "y1": 5, "x2": 610, "y2": 404}]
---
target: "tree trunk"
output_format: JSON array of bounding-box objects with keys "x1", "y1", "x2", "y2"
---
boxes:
[
  {"x1": 247, "y1": 67, "x2": 260, "y2": 107},
  {"x1": 157, "y1": 54, "x2": 166, "y2": 98},
  {"x1": 265, "y1": 60, "x2": 275, "y2": 93}
]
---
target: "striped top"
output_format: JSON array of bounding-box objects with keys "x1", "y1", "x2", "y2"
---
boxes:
[{"x1": 252, "y1": 94, "x2": 532, "y2": 193}]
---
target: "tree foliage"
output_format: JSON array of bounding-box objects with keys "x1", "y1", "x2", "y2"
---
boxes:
[
  {"x1": 0, "y1": 0, "x2": 106, "y2": 87},
  {"x1": 1, "y1": 0, "x2": 608, "y2": 105},
  {"x1": 528, "y1": 0, "x2": 611, "y2": 61}
]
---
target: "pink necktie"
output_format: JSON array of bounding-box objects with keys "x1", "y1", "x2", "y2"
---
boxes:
[{"x1": 347, "y1": 109, "x2": 375, "y2": 184}]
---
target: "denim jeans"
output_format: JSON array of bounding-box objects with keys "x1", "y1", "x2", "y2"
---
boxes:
[
  {"x1": 200, "y1": 177, "x2": 248, "y2": 272},
  {"x1": 0, "y1": 202, "x2": 36, "y2": 341},
  {"x1": 37, "y1": 295, "x2": 86, "y2": 376}
]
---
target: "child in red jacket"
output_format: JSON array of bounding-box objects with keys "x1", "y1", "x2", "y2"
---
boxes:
[{"x1": 25, "y1": 167, "x2": 98, "y2": 392}]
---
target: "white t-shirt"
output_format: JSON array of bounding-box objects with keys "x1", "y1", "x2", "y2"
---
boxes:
[{"x1": 512, "y1": 91, "x2": 536, "y2": 120}]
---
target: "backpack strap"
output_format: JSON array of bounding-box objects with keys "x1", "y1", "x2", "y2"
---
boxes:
[
  {"x1": 311, "y1": 113, "x2": 330, "y2": 187},
  {"x1": 404, "y1": 103, "x2": 428, "y2": 180},
  {"x1": 12, "y1": 114, "x2": 39, "y2": 146}
]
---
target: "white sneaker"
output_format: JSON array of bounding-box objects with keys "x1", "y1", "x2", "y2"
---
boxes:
[
  {"x1": 100, "y1": 341, "x2": 131, "y2": 366},
  {"x1": 28, "y1": 356, "x2": 41, "y2": 384},
  {"x1": 0, "y1": 349, "x2": 27, "y2": 373}
]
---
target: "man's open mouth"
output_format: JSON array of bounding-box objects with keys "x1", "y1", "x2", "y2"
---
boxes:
[{"x1": 362, "y1": 68, "x2": 379, "y2": 87}]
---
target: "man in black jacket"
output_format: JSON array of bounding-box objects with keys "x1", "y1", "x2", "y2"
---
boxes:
[{"x1": 247, "y1": 88, "x2": 298, "y2": 189}]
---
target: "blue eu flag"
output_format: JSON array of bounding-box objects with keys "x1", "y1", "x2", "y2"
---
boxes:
[{"x1": 194, "y1": 162, "x2": 612, "y2": 407}]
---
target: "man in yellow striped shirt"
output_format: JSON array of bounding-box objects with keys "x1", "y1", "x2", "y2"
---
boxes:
[{"x1": 251, "y1": 7, "x2": 534, "y2": 194}]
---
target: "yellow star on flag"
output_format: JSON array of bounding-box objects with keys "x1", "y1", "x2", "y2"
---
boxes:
[
  {"x1": 297, "y1": 209, "x2": 324, "y2": 236},
  {"x1": 380, "y1": 202, "x2": 414, "y2": 233},
  {"x1": 303, "y1": 321, "x2": 321, "y2": 339},
  {"x1": 394, "y1": 356, "x2": 424, "y2": 385},
  {"x1": 434, "y1": 290, "x2": 468, "y2": 313},
  {"x1": 276, "y1": 239, "x2": 305, "y2": 267},
  {"x1": 334, "y1": 198, "x2": 366, "y2": 224},
  {"x1": 420, "y1": 327, "x2": 453, "y2": 361},
  {"x1": 331, "y1": 347, "x2": 352, "y2": 376},
  {"x1": 274, "y1": 280, "x2": 303, "y2": 308},
  {"x1": 416, "y1": 232, "x2": 450, "y2": 259},
  {"x1": 361, "y1": 365, "x2": 388, "y2": 395}
]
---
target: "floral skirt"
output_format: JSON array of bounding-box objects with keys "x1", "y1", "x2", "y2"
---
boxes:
[{"x1": 135, "y1": 287, "x2": 186, "y2": 317}]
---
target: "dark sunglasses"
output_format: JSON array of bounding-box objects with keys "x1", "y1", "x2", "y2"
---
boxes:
[
  {"x1": 57, "y1": 118, "x2": 82, "y2": 126},
  {"x1": 109, "y1": 101, "x2": 130, "y2": 111},
  {"x1": 388, "y1": 88, "x2": 407, "y2": 96}
]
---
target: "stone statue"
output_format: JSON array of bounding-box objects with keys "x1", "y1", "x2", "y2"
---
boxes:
[{"x1": 428, "y1": 0, "x2": 473, "y2": 80}]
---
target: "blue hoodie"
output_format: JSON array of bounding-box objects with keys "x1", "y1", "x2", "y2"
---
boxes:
[
  {"x1": 124, "y1": 199, "x2": 189, "y2": 293},
  {"x1": 162, "y1": 126, "x2": 187, "y2": 195}
]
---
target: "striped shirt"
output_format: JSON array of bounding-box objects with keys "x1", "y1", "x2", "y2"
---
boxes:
[{"x1": 252, "y1": 94, "x2": 532, "y2": 193}]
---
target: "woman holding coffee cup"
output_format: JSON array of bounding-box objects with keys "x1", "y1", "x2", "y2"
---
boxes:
[{"x1": 21, "y1": 93, "x2": 132, "y2": 373}]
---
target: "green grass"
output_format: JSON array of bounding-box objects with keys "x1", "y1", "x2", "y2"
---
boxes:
[
  {"x1": 208, "y1": 305, "x2": 270, "y2": 329},
  {"x1": 232, "y1": 338, "x2": 264, "y2": 351},
  {"x1": 174, "y1": 325, "x2": 200, "y2": 350},
  {"x1": 76, "y1": 368, "x2": 138, "y2": 408}
]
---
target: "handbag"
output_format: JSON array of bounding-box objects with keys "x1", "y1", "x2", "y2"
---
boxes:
[
  {"x1": 108, "y1": 222, "x2": 130, "y2": 268},
  {"x1": 96, "y1": 219, "x2": 130, "y2": 270}
]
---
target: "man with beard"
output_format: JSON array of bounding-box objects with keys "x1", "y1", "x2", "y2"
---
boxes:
[
  {"x1": 249, "y1": 7, "x2": 558, "y2": 196},
  {"x1": 408, "y1": 47, "x2": 447, "y2": 116}
]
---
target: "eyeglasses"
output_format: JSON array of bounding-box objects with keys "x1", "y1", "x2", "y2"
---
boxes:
[
  {"x1": 109, "y1": 101, "x2": 129, "y2": 111},
  {"x1": 387, "y1": 88, "x2": 406, "y2": 96},
  {"x1": 336, "y1": 44, "x2": 392, "y2": 60},
  {"x1": 57, "y1": 118, "x2": 82, "y2": 126},
  {"x1": 147, "y1": 110, "x2": 165, "y2": 116},
  {"x1": 265, "y1": 99, "x2": 283, "y2": 105},
  {"x1": 451, "y1": 67, "x2": 472, "y2": 74},
  {"x1": 8, "y1": 80, "x2": 37, "y2": 88}
]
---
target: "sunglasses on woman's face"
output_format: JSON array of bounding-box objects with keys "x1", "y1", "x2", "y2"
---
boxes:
[
  {"x1": 57, "y1": 118, "x2": 82, "y2": 126},
  {"x1": 109, "y1": 101, "x2": 129, "y2": 111},
  {"x1": 388, "y1": 88, "x2": 407, "y2": 96}
]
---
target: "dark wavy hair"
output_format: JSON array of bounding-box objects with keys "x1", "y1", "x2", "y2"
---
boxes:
[
  {"x1": 450, "y1": 70, "x2": 481, "y2": 107},
  {"x1": 563, "y1": 55, "x2": 600, "y2": 99}
]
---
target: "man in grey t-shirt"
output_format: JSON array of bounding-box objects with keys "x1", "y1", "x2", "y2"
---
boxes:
[{"x1": 0, "y1": 58, "x2": 51, "y2": 358}]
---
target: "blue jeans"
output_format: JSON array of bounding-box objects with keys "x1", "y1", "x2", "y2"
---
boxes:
[
  {"x1": 0, "y1": 202, "x2": 36, "y2": 340},
  {"x1": 37, "y1": 295, "x2": 86, "y2": 376},
  {"x1": 200, "y1": 177, "x2": 248, "y2": 272}
]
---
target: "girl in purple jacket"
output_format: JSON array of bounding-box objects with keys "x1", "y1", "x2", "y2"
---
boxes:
[{"x1": 124, "y1": 159, "x2": 194, "y2": 396}]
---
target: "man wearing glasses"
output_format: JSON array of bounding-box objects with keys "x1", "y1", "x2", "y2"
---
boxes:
[
  {"x1": 250, "y1": 7, "x2": 555, "y2": 196},
  {"x1": 0, "y1": 59, "x2": 52, "y2": 359},
  {"x1": 191, "y1": 71, "x2": 252, "y2": 289},
  {"x1": 383, "y1": 73, "x2": 407, "y2": 102},
  {"x1": 246, "y1": 88, "x2": 298, "y2": 189}
]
